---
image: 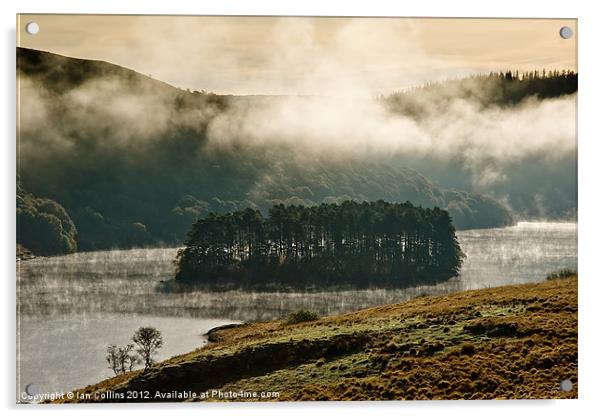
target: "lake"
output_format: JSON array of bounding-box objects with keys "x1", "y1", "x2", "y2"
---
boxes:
[{"x1": 16, "y1": 221, "x2": 577, "y2": 397}]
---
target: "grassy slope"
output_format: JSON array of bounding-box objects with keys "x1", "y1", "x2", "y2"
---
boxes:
[{"x1": 59, "y1": 277, "x2": 577, "y2": 402}]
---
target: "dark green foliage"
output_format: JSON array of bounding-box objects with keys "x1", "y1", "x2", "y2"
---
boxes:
[
  {"x1": 546, "y1": 269, "x2": 577, "y2": 281},
  {"x1": 384, "y1": 70, "x2": 578, "y2": 118},
  {"x1": 176, "y1": 200, "x2": 464, "y2": 289},
  {"x1": 444, "y1": 191, "x2": 514, "y2": 230},
  {"x1": 285, "y1": 310, "x2": 320, "y2": 324},
  {"x1": 17, "y1": 184, "x2": 77, "y2": 256}
]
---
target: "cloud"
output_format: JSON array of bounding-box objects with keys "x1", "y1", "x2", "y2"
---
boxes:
[{"x1": 204, "y1": 92, "x2": 576, "y2": 176}]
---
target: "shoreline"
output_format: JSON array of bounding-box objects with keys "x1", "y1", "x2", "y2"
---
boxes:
[{"x1": 51, "y1": 276, "x2": 578, "y2": 402}]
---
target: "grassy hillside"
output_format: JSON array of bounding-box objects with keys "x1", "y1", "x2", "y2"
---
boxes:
[{"x1": 58, "y1": 276, "x2": 577, "y2": 402}]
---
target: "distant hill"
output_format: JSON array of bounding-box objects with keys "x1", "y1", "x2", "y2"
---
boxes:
[
  {"x1": 16, "y1": 47, "x2": 578, "y2": 255},
  {"x1": 382, "y1": 71, "x2": 577, "y2": 222},
  {"x1": 384, "y1": 69, "x2": 577, "y2": 118},
  {"x1": 17, "y1": 47, "x2": 177, "y2": 96}
]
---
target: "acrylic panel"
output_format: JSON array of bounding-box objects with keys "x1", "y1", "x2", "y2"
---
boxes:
[{"x1": 16, "y1": 15, "x2": 577, "y2": 403}]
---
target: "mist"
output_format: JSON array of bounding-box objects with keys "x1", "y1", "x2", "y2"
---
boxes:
[
  {"x1": 20, "y1": 61, "x2": 576, "y2": 202},
  {"x1": 206, "y1": 92, "x2": 575, "y2": 169},
  {"x1": 18, "y1": 17, "x2": 576, "y2": 205},
  {"x1": 16, "y1": 46, "x2": 576, "y2": 251}
]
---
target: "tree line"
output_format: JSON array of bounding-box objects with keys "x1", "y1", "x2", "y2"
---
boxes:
[
  {"x1": 175, "y1": 200, "x2": 464, "y2": 289},
  {"x1": 384, "y1": 70, "x2": 578, "y2": 118}
]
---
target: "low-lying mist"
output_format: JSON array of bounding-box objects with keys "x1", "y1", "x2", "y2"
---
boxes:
[{"x1": 17, "y1": 48, "x2": 576, "y2": 252}]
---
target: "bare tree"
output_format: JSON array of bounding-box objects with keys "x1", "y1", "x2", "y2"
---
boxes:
[
  {"x1": 106, "y1": 344, "x2": 138, "y2": 375},
  {"x1": 132, "y1": 327, "x2": 163, "y2": 370},
  {"x1": 106, "y1": 345, "x2": 121, "y2": 376}
]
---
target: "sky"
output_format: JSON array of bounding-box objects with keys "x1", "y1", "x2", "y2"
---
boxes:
[{"x1": 17, "y1": 15, "x2": 577, "y2": 95}]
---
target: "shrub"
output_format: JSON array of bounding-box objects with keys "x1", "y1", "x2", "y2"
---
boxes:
[
  {"x1": 546, "y1": 269, "x2": 577, "y2": 280},
  {"x1": 461, "y1": 343, "x2": 476, "y2": 355},
  {"x1": 285, "y1": 310, "x2": 320, "y2": 324}
]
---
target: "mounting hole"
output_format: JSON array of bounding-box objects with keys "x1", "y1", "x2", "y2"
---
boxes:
[
  {"x1": 560, "y1": 379, "x2": 573, "y2": 391},
  {"x1": 25, "y1": 22, "x2": 39, "y2": 35},
  {"x1": 559, "y1": 26, "x2": 573, "y2": 40},
  {"x1": 25, "y1": 383, "x2": 41, "y2": 396}
]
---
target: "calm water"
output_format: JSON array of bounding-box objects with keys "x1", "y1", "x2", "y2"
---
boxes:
[{"x1": 16, "y1": 221, "x2": 577, "y2": 397}]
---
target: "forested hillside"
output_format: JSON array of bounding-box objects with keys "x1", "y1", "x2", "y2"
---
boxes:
[
  {"x1": 16, "y1": 183, "x2": 77, "y2": 256},
  {"x1": 17, "y1": 48, "x2": 576, "y2": 255},
  {"x1": 384, "y1": 70, "x2": 577, "y2": 118}
]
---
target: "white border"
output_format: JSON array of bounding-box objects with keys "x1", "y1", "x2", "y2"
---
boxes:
[{"x1": 2, "y1": 1, "x2": 600, "y2": 417}]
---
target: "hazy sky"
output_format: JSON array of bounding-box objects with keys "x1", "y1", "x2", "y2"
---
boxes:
[{"x1": 17, "y1": 15, "x2": 577, "y2": 95}]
